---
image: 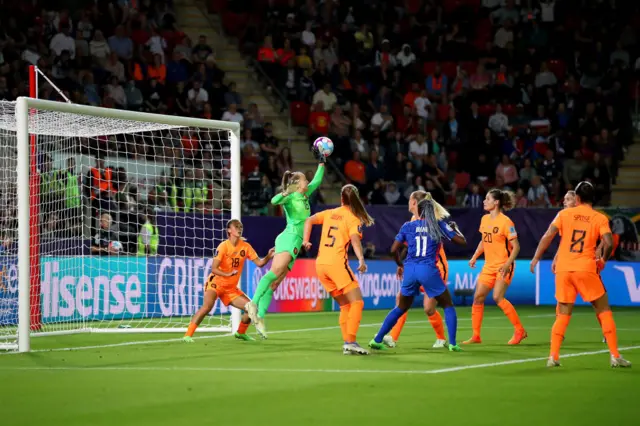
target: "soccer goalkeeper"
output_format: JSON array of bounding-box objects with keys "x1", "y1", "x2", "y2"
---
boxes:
[{"x1": 245, "y1": 147, "x2": 325, "y2": 338}]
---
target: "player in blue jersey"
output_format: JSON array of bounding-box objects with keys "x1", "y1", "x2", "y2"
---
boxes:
[{"x1": 369, "y1": 193, "x2": 467, "y2": 352}]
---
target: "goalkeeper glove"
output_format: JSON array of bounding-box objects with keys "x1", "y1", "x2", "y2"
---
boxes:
[{"x1": 312, "y1": 146, "x2": 327, "y2": 164}]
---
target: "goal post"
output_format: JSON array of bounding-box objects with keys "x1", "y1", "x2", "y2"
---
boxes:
[{"x1": 5, "y1": 97, "x2": 242, "y2": 353}]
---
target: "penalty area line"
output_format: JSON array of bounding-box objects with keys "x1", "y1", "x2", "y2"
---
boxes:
[{"x1": 2, "y1": 346, "x2": 638, "y2": 375}]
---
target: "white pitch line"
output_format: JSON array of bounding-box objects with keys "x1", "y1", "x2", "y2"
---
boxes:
[
  {"x1": 1, "y1": 346, "x2": 638, "y2": 375},
  {"x1": 0, "y1": 311, "x2": 632, "y2": 356}
]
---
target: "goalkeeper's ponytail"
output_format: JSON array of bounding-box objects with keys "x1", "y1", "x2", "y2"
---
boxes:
[{"x1": 281, "y1": 170, "x2": 303, "y2": 193}]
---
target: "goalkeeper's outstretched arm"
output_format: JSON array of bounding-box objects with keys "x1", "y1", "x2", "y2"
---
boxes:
[{"x1": 305, "y1": 163, "x2": 325, "y2": 196}]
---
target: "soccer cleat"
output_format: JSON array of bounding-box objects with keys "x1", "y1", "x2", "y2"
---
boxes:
[
  {"x1": 610, "y1": 356, "x2": 632, "y2": 368},
  {"x1": 255, "y1": 317, "x2": 268, "y2": 339},
  {"x1": 368, "y1": 338, "x2": 388, "y2": 351},
  {"x1": 462, "y1": 336, "x2": 482, "y2": 344},
  {"x1": 448, "y1": 344, "x2": 462, "y2": 352},
  {"x1": 546, "y1": 357, "x2": 561, "y2": 368},
  {"x1": 234, "y1": 332, "x2": 255, "y2": 341},
  {"x1": 344, "y1": 343, "x2": 370, "y2": 355},
  {"x1": 508, "y1": 329, "x2": 528, "y2": 345},
  {"x1": 245, "y1": 301, "x2": 259, "y2": 323},
  {"x1": 183, "y1": 336, "x2": 194, "y2": 343},
  {"x1": 433, "y1": 339, "x2": 447, "y2": 348},
  {"x1": 382, "y1": 335, "x2": 397, "y2": 348}
]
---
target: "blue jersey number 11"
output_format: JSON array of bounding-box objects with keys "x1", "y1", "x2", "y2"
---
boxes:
[{"x1": 415, "y1": 236, "x2": 428, "y2": 257}]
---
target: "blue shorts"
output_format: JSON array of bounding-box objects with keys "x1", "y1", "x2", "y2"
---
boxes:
[{"x1": 401, "y1": 264, "x2": 447, "y2": 299}]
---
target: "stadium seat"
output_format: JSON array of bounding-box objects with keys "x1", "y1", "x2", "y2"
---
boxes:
[
  {"x1": 209, "y1": 0, "x2": 228, "y2": 13},
  {"x1": 502, "y1": 104, "x2": 516, "y2": 116},
  {"x1": 459, "y1": 61, "x2": 477, "y2": 76},
  {"x1": 423, "y1": 61, "x2": 437, "y2": 77},
  {"x1": 479, "y1": 104, "x2": 496, "y2": 116},
  {"x1": 436, "y1": 103, "x2": 451, "y2": 122},
  {"x1": 221, "y1": 12, "x2": 248, "y2": 37},
  {"x1": 548, "y1": 60, "x2": 566, "y2": 80},
  {"x1": 290, "y1": 102, "x2": 310, "y2": 127},
  {"x1": 454, "y1": 171, "x2": 471, "y2": 190},
  {"x1": 441, "y1": 62, "x2": 458, "y2": 79}
]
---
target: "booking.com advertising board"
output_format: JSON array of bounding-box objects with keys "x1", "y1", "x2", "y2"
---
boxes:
[{"x1": 0, "y1": 257, "x2": 639, "y2": 325}]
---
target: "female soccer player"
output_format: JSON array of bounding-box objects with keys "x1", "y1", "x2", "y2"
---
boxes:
[
  {"x1": 464, "y1": 189, "x2": 527, "y2": 345},
  {"x1": 245, "y1": 148, "x2": 326, "y2": 338},
  {"x1": 183, "y1": 219, "x2": 274, "y2": 342},
  {"x1": 382, "y1": 190, "x2": 451, "y2": 349},
  {"x1": 369, "y1": 194, "x2": 467, "y2": 352},
  {"x1": 530, "y1": 181, "x2": 630, "y2": 368},
  {"x1": 302, "y1": 184, "x2": 374, "y2": 354}
]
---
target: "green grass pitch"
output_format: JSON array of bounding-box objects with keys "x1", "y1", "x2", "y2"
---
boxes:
[{"x1": 1, "y1": 306, "x2": 638, "y2": 426}]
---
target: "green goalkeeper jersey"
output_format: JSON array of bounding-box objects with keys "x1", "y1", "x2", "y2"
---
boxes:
[{"x1": 270, "y1": 165, "x2": 325, "y2": 238}]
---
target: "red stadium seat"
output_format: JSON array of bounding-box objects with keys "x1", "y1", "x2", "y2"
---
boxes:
[
  {"x1": 459, "y1": 61, "x2": 477, "y2": 76},
  {"x1": 423, "y1": 61, "x2": 437, "y2": 77},
  {"x1": 479, "y1": 104, "x2": 495, "y2": 116},
  {"x1": 436, "y1": 104, "x2": 451, "y2": 122},
  {"x1": 221, "y1": 12, "x2": 248, "y2": 37},
  {"x1": 502, "y1": 104, "x2": 516, "y2": 116},
  {"x1": 290, "y1": 102, "x2": 310, "y2": 127},
  {"x1": 441, "y1": 61, "x2": 457, "y2": 79},
  {"x1": 548, "y1": 60, "x2": 566, "y2": 80},
  {"x1": 454, "y1": 171, "x2": 471, "y2": 190},
  {"x1": 209, "y1": 0, "x2": 228, "y2": 13}
]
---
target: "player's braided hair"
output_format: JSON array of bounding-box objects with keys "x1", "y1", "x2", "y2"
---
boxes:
[
  {"x1": 417, "y1": 193, "x2": 447, "y2": 242},
  {"x1": 341, "y1": 184, "x2": 375, "y2": 226}
]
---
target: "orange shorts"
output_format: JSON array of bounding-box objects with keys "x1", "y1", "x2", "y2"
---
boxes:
[
  {"x1": 316, "y1": 262, "x2": 359, "y2": 298},
  {"x1": 204, "y1": 274, "x2": 247, "y2": 306},
  {"x1": 555, "y1": 271, "x2": 606, "y2": 304},
  {"x1": 478, "y1": 265, "x2": 514, "y2": 289}
]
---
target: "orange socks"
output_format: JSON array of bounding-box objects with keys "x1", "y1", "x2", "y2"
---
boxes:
[
  {"x1": 346, "y1": 300, "x2": 364, "y2": 343},
  {"x1": 339, "y1": 305, "x2": 350, "y2": 341},
  {"x1": 598, "y1": 311, "x2": 620, "y2": 358},
  {"x1": 497, "y1": 299, "x2": 524, "y2": 331},
  {"x1": 428, "y1": 311, "x2": 446, "y2": 340},
  {"x1": 237, "y1": 321, "x2": 249, "y2": 335},
  {"x1": 185, "y1": 322, "x2": 197, "y2": 337},
  {"x1": 389, "y1": 312, "x2": 408, "y2": 341},
  {"x1": 550, "y1": 313, "x2": 570, "y2": 360},
  {"x1": 471, "y1": 304, "x2": 484, "y2": 338}
]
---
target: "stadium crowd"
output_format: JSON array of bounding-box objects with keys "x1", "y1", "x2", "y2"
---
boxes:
[{"x1": 233, "y1": 0, "x2": 639, "y2": 208}]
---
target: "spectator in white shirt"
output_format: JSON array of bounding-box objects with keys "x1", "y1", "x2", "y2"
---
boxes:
[
  {"x1": 107, "y1": 76, "x2": 127, "y2": 108},
  {"x1": 312, "y1": 83, "x2": 338, "y2": 112},
  {"x1": 370, "y1": 105, "x2": 394, "y2": 131},
  {"x1": 90, "y1": 30, "x2": 111, "y2": 67},
  {"x1": 350, "y1": 130, "x2": 369, "y2": 155},
  {"x1": 188, "y1": 80, "x2": 209, "y2": 112},
  {"x1": 493, "y1": 20, "x2": 514, "y2": 49},
  {"x1": 301, "y1": 21, "x2": 316, "y2": 48},
  {"x1": 240, "y1": 128, "x2": 260, "y2": 151},
  {"x1": 488, "y1": 104, "x2": 510, "y2": 135},
  {"x1": 414, "y1": 89, "x2": 432, "y2": 120},
  {"x1": 146, "y1": 27, "x2": 168, "y2": 63},
  {"x1": 222, "y1": 103, "x2": 244, "y2": 124},
  {"x1": 527, "y1": 175, "x2": 551, "y2": 207},
  {"x1": 409, "y1": 134, "x2": 429, "y2": 168},
  {"x1": 396, "y1": 44, "x2": 416, "y2": 68},
  {"x1": 534, "y1": 61, "x2": 557, "y2": 88},
  {"x1": 50, "y1": 24, "x2": 76, "y2": 59}
]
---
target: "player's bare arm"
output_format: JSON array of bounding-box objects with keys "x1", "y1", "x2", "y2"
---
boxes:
[
  {"x1": 350, "y1": 233, "x2": 367, "y2": 273},
  {"x1": 600, "y1": 232, "x2": 613, "y2": 262},
  {"x1": 501, "y1": 238, "x2": 520, "y2": 276},
  {"x1": 530, "y1": 224, "x2": 559, "y2": 272},
  {"x1": 390, "y1": 240, "x2": 404, "y2": 278},
  {"x1": 302, "y1": 214, "x2": 323, "y2": 250},
  {"x1": 211, "y1": 258, "x2": 237, "y2": 277},
  {"x1": 253, "y1": 248, "x2": 276, "y2": 268},
  {"x1": 469, "y1": 240, "x2": 484, "y2": 267},
  {"x1": 449, "y1": 222, "x2": 467, "y2": 246}
]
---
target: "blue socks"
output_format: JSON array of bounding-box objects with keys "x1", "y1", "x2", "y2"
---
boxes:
[
  {"x1": 444, "y1": 306, "x2": 458, "y2": 346},
  {"x1": 375, "y1": 307, "x2": 406, "y2": 343}
]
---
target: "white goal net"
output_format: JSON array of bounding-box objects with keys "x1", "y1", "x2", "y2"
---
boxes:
[{"x1": 0, "y1": 98, "x2": 241, "y2": 352}]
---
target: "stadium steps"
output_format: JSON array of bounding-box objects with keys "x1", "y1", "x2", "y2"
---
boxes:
[
  {"x1": 611, "y1": 140, "x2": 640, "y2": 207},
  {"x1": 176, "y1": 0, "x2": 318, "y2": 172}
]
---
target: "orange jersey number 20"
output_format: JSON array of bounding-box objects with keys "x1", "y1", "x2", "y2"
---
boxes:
[{"x1": 479, "y1": 212, "x2": 517, "y2": 274}]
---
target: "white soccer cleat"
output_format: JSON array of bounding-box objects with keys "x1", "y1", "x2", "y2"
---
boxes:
[
  {"x1": 245, "y1": 301, "x2": 259, "y2": 323},
  {"x1": 254, "y1": 317, "x2": 268, "y2": 339},
  {"x1": 610, "y1": 356, "x2": 631, "y2": 368},
  {"x1": 546, "y1": 357, "x2": 561, "y2": 368},
  {"x1": 382, "y1": 335, "x2": 397, "y2": 348},
  {"x1": 432, "y1": 339, "x2": 447, "y2": 348},
  {"x1": 343, "y1": 343, "x2": 369, "y2": 355}
]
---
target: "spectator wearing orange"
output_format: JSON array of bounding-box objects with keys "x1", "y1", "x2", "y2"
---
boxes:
[
  {"x1": 344, "y1": 151, "x2": 367, "y2": 192},
  {"x1": 277, "y1": 38, "x2": 296, "y2": 67},
  {"x1": 257, "y1": 35, "x2": 278, "y2": 80},
  {"x1": 426, "y1": 63, "x2": 448, "y2": 103},
  {"x1": 309, "y1": 101, "x2": 330, "y2": 139},
  {"x1": 147, "y1": 54, "x2": 166, "y2": 83}
]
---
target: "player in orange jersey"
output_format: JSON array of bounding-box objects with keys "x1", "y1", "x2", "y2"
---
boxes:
[
  {"x1": 302, "y1": 184, "x2": 374, "y2": 355},
  {"x1": 382, "y1": 190, "x2": 451, "y2": 349},
  {"x1": 183, "y1": 219, "x2": 274, "y2": 342},
  {"x1": 530, "y1": 181, "x2": 631, "y2": 368},
  {"x1": 463, "y1": 189, "x2": 528, "y2": 345}
]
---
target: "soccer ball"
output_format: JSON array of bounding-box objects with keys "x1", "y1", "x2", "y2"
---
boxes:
[
  {"x1": 313, "y1": 137, "x2": 334, "y2": 158},
  {"x1": 109, "y1": 241, "x2": 123, "y2": 252}
]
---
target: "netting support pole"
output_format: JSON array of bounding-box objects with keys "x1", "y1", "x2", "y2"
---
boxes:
[
  {"x1": 17, "y1": 97, "x2": 31, "y2": 353},
  {"x1": 229, "y1": 128, "x2": 242, "y2": 333}
]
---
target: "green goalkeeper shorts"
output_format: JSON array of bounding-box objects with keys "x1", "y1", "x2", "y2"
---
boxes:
[{"x1": 275, "y1": 232, "x2": 302, "y2": 270}]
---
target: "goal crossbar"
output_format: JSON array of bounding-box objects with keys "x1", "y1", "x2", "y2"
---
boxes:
[{"x1": 12, "y1": 97, "x2": 242, "y2": 353}]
